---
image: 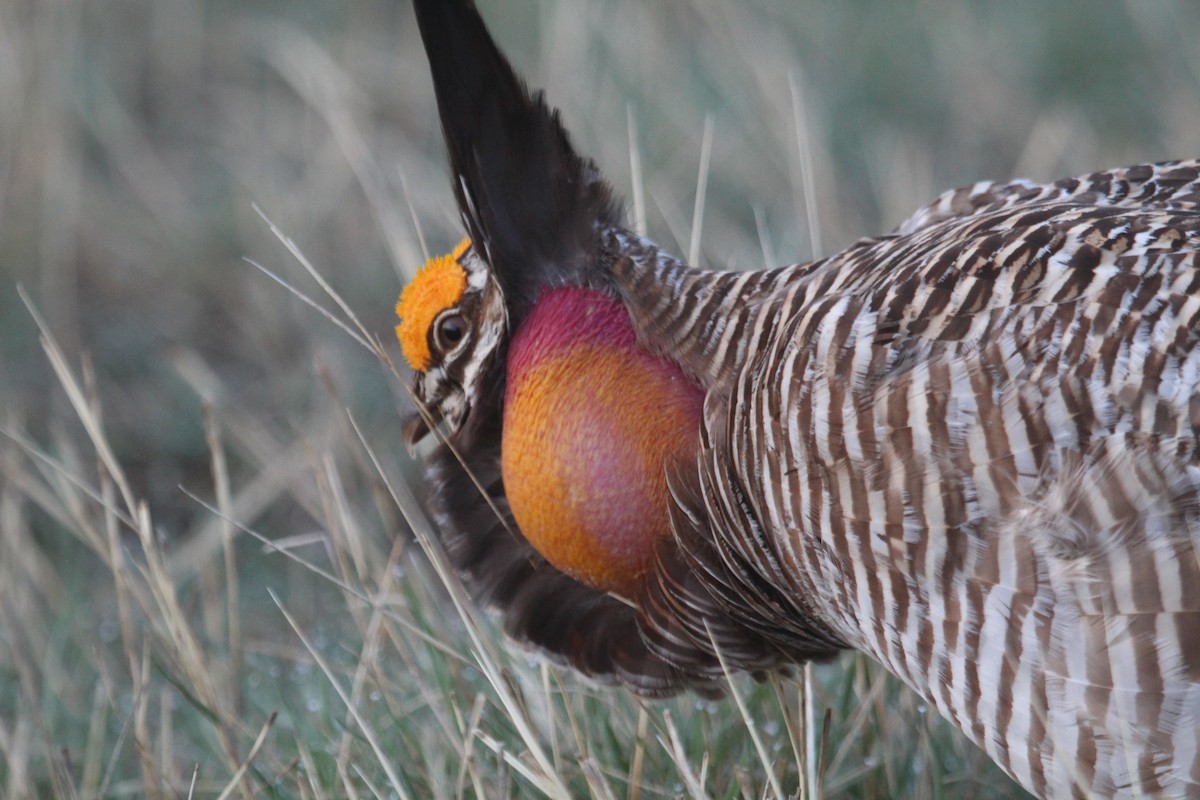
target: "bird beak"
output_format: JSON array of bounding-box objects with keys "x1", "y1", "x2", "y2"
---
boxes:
[{"x1": 401, "y1": 406, "x2": 440, "y2": 456}]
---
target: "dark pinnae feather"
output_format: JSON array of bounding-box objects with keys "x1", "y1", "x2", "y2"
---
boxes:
[{"x1": 410, "y1": 0, "x2": 624, "y2": 322}]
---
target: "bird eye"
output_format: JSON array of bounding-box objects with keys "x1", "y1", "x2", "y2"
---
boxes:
[{"x1": 434, "y1": 312, "x2": 467, "y2": 353}]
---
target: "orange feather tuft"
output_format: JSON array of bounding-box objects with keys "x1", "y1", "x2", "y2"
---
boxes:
[{"x1": 395, "y1": 238, "x2": 472, "y2": 371}]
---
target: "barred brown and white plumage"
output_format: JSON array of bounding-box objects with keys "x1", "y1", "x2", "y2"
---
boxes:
[
  {"x1": 618, "y1": 170, "x2": 1200, "y2": 796},
  {"x1": 397, "y1": 1, "x2": 1200, "y2": 797}
]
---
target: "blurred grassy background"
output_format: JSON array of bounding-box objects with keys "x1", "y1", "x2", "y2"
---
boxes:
[{"x1": 1, "y1": 0, "x2": 1198, "y2": 797}]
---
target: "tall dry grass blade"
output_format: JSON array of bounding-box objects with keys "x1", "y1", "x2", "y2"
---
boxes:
[
  {"x1": 628, "y1": 705, "x2": 649, "y2": 800},
  {"x1": 127, "y1": 503, "x2": 238, "y2": 778},
  {"x1": 546, "y1": 671, "x2": 588, "y2": 781},
  {"x1": 0, "y1": 590, "x2": 62, "y2": 798},
  {"x1": 448, "y1": 699, "x2": 475, "y2": 797},
  {"x1": 212, "y1": 712, "x2": 278, "y2": 800},
  {"x1": 659, "y1": 709, "x2": 708, "y2": 800},
  {"x1": 1012, "y1": 110, "x2": 1079, "y2": 180},
  {"x1": 334, "y1": 535, "x2": 409, "y2": 786},
  {"x1": 800, "y1": 664, "x2": 819, "y2": 800},
  {"x1": 243, "y1": 256, "x2": 374, "y2": 353},
  {"x1": 647, "y1": 183, "x2": 692, "y2": 262},
  {"x1": 454, "y1": 693, "x2": 487, "y2": 799},
  {"x1": 19, "y1": 286, "x2": 137, "y2": 520},
  {"x1": 540, "y1": 665, "x2": 561, "y2": 774},
  {"x1": 257, "y1": 26, "x2": 417, "y2": 276},
  {"x1": 59, "y1": 751, "x2": 81, "y2": 800},
  {"x1": 788, "y1": 70, "x2": 822, "y2": 260},
  {"x1": 158, "y1": 686, "x2": 174, "y2": 797},
  {"x1": 822, "y1": 655, "x2": 888, "y2": 785},
  {"x1": 472, "y1": 730, "x2": 565, "y2": 798},
  {"x1": 706, "y1": 622, "x2": 784, "y2": 800},
  {"x1": 202, "y1": 404, "x2": 242, "y2": 716},
  {"x1": 79, "y1": 682, "x2": 108, "y2": 796},
  {"x1": 344, "y1": 414, "x2": 571, "y2": 799},
  {"x1": 0, "y1": 717, "x2": 30, "y2": 799},
  {"x1": 170, "y1": 347, "x2": 334, "y2": 577},
  {"x1": 250, "y1": 205, "x2": 386, "y2": 359},
  {"x1": 352, "y1": 763, "x2": 388, "y2": 800},
  {"x1": 627, "y1": 104, "x2": 647, "y2": 237},
  {"x1": 0, "y1": 426, "x2": 137, "y2": 544},
  {"x1": 271, "y1": 590, "x2": 413, "y2": 800},
  {"x1": 399, "y1": 168, "x2": 431, "y2": 268},
  {"x1": 94, "y1": 655, "x2": 137, "y2": 800},
  {"x1": 319, "y1": 452, "x2": 371, "y2": 585},
  {"x1": 294, "y1": 738, "x2": 334, "y2": 800},
  {"x1": 179, "y1": 488, "x2": 469, "y2": 664},
  {"x1": 1, "y1": 426, "x2": 65, "y2": 624},
  {"x1": 0, "y1": 430, "x2": 80, "y2": 534},
  {"x1": 753, "y1": 205, "x2": 776, "y2": 270},
  {"x1": 102, "y1": 450, "x2": 137, "y2": 681},
  {"x1": 688, "y1": 114, "x2": 716, "y2": 266},
  {"x1": 134, "y1": 642, "x2": 162, "y2": 800},
  {"x1": 580, "y1": 757, "x2": 619, "y2": 800},
  {"x1": 817, "y1": 707, "x2": 832, "y2": 791},
  {"x1": 768, "y1": 675, "x2": 804, "y2": 799}
]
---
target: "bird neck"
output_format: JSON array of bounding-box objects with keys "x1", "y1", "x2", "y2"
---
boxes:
[
  {"x1": 501, "y1": 286, "x2": 704, "y2": 598},
  {"x1": 605, "y1": 228, "x2": 812, "y2": 389}
]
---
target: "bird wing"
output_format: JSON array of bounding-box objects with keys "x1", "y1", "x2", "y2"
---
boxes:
[{"x1": 897, "y1": 161, "x2": 1200, "y2": 235}]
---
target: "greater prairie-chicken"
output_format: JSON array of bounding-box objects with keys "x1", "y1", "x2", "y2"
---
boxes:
[{"x1": 396, "y1": 1, "x2": 1200, "y2": 797}]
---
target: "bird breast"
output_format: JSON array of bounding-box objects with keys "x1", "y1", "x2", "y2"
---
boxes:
[{"x1": 502, "y1": 286, "x2": 704, "y2": 599}]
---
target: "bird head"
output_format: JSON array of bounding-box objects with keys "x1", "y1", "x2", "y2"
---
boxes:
[
  {"x1": 399, "y1": 0, "x2": 628, "y2": 451},
  {"x1": 396, "y1": 238, "x2": 506, "y2": 446}
]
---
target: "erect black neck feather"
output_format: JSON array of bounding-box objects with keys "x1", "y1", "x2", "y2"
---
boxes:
[{"x1": 411, "y1": 0, "x2": 625, "y2": 324}]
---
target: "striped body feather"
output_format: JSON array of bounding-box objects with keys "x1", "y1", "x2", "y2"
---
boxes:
[{"x1": 615, "y1": 161, "x2": 1200, "y2": 797}]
